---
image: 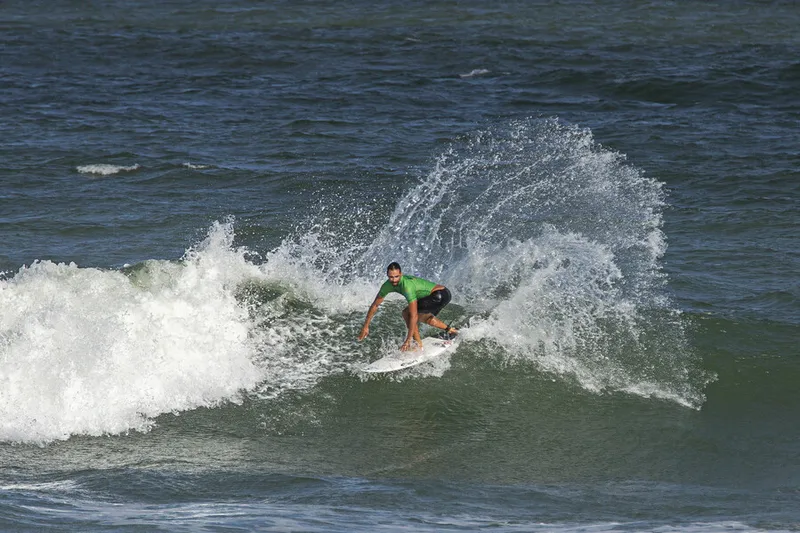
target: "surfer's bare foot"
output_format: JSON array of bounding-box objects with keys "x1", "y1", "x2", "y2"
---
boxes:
[{"x1": 445, "y1": 327, "x2": 458, "y2": 337}]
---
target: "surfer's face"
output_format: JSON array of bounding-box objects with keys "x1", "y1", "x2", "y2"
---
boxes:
[{"x1": 387, "y1": 268, "x2": 402, "y2": 286}]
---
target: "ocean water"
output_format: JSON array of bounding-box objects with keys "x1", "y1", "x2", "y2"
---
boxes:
[{"x1": 1, "y1": 1, "x2": 798, "y2": 531}]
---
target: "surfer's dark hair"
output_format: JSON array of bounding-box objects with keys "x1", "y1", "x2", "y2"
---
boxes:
[{"x1": 387, "y1": 262, "x2": 402, "y2": 273}]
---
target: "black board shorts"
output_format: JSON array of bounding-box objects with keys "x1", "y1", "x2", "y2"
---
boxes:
[{"x1": 416, "y1": 288, "x2": 451, "y2": 316}]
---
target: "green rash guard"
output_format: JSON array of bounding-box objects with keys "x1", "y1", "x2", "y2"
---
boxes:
[{"x1": 378, "y1": 274, "x2": 437, "y2": 304}]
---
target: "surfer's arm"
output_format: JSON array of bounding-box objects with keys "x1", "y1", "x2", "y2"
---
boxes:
[
  {"x1": 401, "y1": 299, "x2": 422, "y2": 351},
  {"x1": 358, "y1": 295, "x2": 384, "y2": 340}
]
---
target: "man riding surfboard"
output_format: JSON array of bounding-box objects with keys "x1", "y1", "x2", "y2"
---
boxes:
[{"x1": 358, "y1": 262, "x2": 458, "y2": 351}]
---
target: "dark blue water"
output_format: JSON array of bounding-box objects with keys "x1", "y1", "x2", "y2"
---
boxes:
[{"x1": 2, "y1": 1, "x2": 798, "y2": 531}]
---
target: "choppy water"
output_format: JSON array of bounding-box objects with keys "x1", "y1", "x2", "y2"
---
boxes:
[{"x1": 1, "y1": 1, "x2": 798, "y2": 531}]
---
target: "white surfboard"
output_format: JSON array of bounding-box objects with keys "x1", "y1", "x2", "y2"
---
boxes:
[{"x1": 362, "y1": 336, "x2": 458, "y2": 373}]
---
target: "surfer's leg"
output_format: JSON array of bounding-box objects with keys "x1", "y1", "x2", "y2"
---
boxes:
[
  {"x1": 417, "y1": 289, "x2": 458, "y2": 335},
  {"x1": 424, "y1": 315, "x2": 458, "y2": 334},
  {"x1": 418, "y1": 312, "x2": 433, "y2": 327},
  {"x1": 423, "y1": 315, "x2": 445, "y2": 329}
]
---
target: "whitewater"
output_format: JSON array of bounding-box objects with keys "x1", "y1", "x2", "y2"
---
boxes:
[{"x1": 0, "y1": 119, "x2": 709, "y2": 444}]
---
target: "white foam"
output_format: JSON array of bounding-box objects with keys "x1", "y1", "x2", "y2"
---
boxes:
[
  {"x1": 260, "y1": 236, "x2": 375, "y2": 316},
  {"x1": 269, "y1": 118, "x2": 708, "y2": 407},
  {"x1": 460, "y1": 68, "x2": 490, "y2": 78},
  {"x1": 3, "y1": 119, "x2": 711, "y2": 445},
  {"x1": 76, "y1": 164, "x2": 140, "y2": 176},
  {"x1": 183, "y1": 162, "x2": 209, "y2": 170},
  {"x1": 0, "y1": 221, "x2": 265, "y2": 443}
]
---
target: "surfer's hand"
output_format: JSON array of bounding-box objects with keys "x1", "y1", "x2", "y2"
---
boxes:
[
  {"x1": 358, "y1": 326, "x2": 369, "y2": 341},
  {"x1": 400, "y1": 340, "x2": 419, "y2": 352}
]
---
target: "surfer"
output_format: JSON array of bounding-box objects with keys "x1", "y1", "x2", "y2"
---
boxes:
[{"x1": 358, "y1": 262, "x2": 458, "y2": 351}]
